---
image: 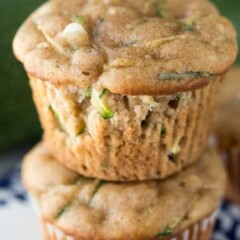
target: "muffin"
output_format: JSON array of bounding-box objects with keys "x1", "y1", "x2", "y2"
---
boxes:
[
  {"x1": 14, "y1": 0, "x2": 238, "y2": 181},
  {"x1": 22, "y1": 142, "x2": 226, "y2": 240},
  {"x1": 213, "y1": 67, "x2": 240, "y2": 203}
]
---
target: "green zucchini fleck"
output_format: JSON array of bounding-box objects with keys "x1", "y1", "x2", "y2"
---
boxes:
[
  {"x1": 99, "y1": 89, "x2": 109, "y2": 99},
  {"x1": 70, "y1": 47, "x2": 80, "y2": 53},
  {"x1": 76, "y1": 176, "x2": 90, "y2": 185},
  {"x1": 57, "y1": 205, "x2": 71, "y2": 218},
  {"x1": 75, "y1": 15, "x2": 86, "y2": 26},
  {"x1": 124, "y1": 40, "x2": 138, "y2": 47},
  {"x1": 49, "y1": 105, "x2": 59, "y2": 120},
  {"x1": 156, "y1": 225, "x2": 174, "y2": 238},
  {"x1": 183, "y1": 22, "x2": 194, "y2": 31},
  {"x1": 161, "y1": 128, "x2": 167, "y2": 137},
  {"x1": 157, "y1": 218, "x2": 181, "y2": 239},
  {"x1": 91, "y1": 89, "x2": 115, "y2": 119},
  {"x1": 49, "y1": 105, "x2": 65, "y2": 132},
  {"x1": 157, "y1": 0, "x2": 166, "y2": 18},
  {"x1": 158, "y1": 71, "x2": 212, "y2": 81},
  {"x1": 76, "y1": 127, "x2": 85, "y2": 136},
  {"x1": 175, "y1": 93, "x2": 182, "y2": 101},
  {"x1": 63, "y1": 140, "x2": 67, "y2": 148},
  {"x1": 76, "y1": 120, "x2": 85, "y2": 136},
  {"x1": 88, "y1": 180, "x2": 105, "y2": 205},
  {"x1": 86, "y1": 87, "x2": 92, "y2": 97}
]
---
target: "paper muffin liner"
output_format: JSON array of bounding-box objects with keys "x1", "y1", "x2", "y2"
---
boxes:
[
  {"x1": 43, "y1": 212, "x2": 217, "y2": 240},
  {"x1": 29, "y1": 194, "x2": 218, "y2": 240},
  {"x1": 29, "y1": 75, "x2": 221, "y2": 181},
  {"x1": 222, "y1": 146, "x2": 240, "y2": 203}
]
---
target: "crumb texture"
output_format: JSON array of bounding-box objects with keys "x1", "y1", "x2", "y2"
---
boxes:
[{"x1": 30, "y1": 75, "x2": 220, "y2": 181}]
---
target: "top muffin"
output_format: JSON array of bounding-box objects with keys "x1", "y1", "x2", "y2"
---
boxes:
[{"x1": 13, "y1": 0, "x2": 237, "y2": 95}]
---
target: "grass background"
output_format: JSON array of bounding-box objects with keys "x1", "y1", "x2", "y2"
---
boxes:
[{"x1": 0, "y1": 0, "x2": 239, "y2": 151}]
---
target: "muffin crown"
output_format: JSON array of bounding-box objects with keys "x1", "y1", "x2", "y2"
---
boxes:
[
  {"x1": 13, "y1": 0, "x2": 238, "y2": 95},
  {"x1": 23, "y1": 142, "x2": 226, "y2": 240}
]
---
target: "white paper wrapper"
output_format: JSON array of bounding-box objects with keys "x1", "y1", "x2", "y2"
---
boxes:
[
  {"x1": 43, "y1": 212, "x2": 217, "y2": 240},
  {"x1": 29, "y1": 194, "x2": 219, "y2": 240}
]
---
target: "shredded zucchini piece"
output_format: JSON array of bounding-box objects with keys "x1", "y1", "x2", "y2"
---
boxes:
[
  {"x1": 76, "y1": 125, "x2": 85, "y2": 136},
  {"x1": 99, "y1": 89, "x2": 109, "y2": 99},
  {"x1": 183, "y1": 22, "x2": 194, "y2": 31},
  {"x1": 74, "y1": 15, "x2": 86, "y2": 26},
  {"x1": 91, "y1": 89, "x2": 115, "y2": 119},
  {"x1": 86, "y1": 87, "x2": 92, "y2": 97},
  {"x1": 156, "y1": 218, "x2": 181, "y2": 238},
  {"x1": 76, "y1": 176, "x2": 90, "y2": 185},
  {"x1": 161, "y1": 128, "x2": 167, "y2": 137},
  {"x1": 124, "y1": 40, "x2": 138, "y2": 47},
  {"x1": 157, "y1": 0, "x2": 166, "y2": 18},
  {"x1": 57, "y1": 205, "x2": 71, "y2": 218},
  {"x1": 88, "y1": 180, "x2": 105, "y2": 205},
  {"x1": 159, "y1": 71, "x2": 212, "y2": 81}
]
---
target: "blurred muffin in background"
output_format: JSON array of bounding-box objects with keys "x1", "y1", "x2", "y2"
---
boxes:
[
  {"x1": 13, "y1": 0, "x2": 238, "y2": 181},
  {"x1": 22, "y1": 142, "x2": 226, "y2": 240},
  {"x1": 213, "y1": 67, "x2": 240, "y2": 203}
]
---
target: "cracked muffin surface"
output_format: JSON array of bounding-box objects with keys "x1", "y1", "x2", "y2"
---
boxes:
[
  {"x1": 23, "y1": 142, "x2": 226, "y2": 240},
  {"x1": 13, "y1": 0, "x2": 237, "y2": 95}
]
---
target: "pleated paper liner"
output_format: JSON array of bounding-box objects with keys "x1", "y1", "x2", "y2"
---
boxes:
[
  {"x1": 29, "y1": 192, "x2": 218, "y2": 240},
  {"x1": 42, "y1": 211, "x2": 217, "y2": 240},
  {"x1": 29, "y1": 74, "x2": 221, "y2": 181}
]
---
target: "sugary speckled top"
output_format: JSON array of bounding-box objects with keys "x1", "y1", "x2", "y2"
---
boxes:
[
  {"x1": 13, "y1": 0, "x2": 238, "y2": 95},
  {"x1": 22, "y1": 142, "x2": 226, "y2": 240}
]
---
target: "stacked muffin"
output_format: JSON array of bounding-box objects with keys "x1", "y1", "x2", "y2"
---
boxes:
[{"x1": 13, "y1": 0, "x2": 238, "y2": 239}]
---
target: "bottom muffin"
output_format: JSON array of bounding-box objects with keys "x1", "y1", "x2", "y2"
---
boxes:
[
  {"x1": 22, "y1": 142, "x2": 226, "y2": 240},
  {"x1": 213, "y1": 67, "x2": 240, "y2": 203}
]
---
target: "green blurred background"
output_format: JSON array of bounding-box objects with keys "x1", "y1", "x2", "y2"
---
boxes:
[{"x1": 0, "y1": 0, "x2": 239, "y2": 152}]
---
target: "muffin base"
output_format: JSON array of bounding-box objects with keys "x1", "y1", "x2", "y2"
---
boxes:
[
  {"x1": 30, "y1": 75, "x2": 221, "y2": 181},
  {"x1": 42, "y1": 211, "x2": 217, "y2": 240}
]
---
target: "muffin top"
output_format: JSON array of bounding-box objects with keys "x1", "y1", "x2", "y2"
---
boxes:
[
  {"x1": 13, "y1": 0, "x2": 237, "y2": 95},
  {"x1": 214, "y1": 67, "x2": 240, "y2": 147},
  {"x1": 23, "y1": 142, "x2": 226, "y2": 240}
]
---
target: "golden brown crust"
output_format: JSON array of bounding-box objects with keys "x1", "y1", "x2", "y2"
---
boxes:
[
  {"x1": 30, "y1": 74, "x2": 221, "y2": 181},
  {"x1": 23, "y1": 142, "x2": 226, "y2": 240},
  {"x1": 13, "y1": 0, "x2": 238, "y2": 95}
]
